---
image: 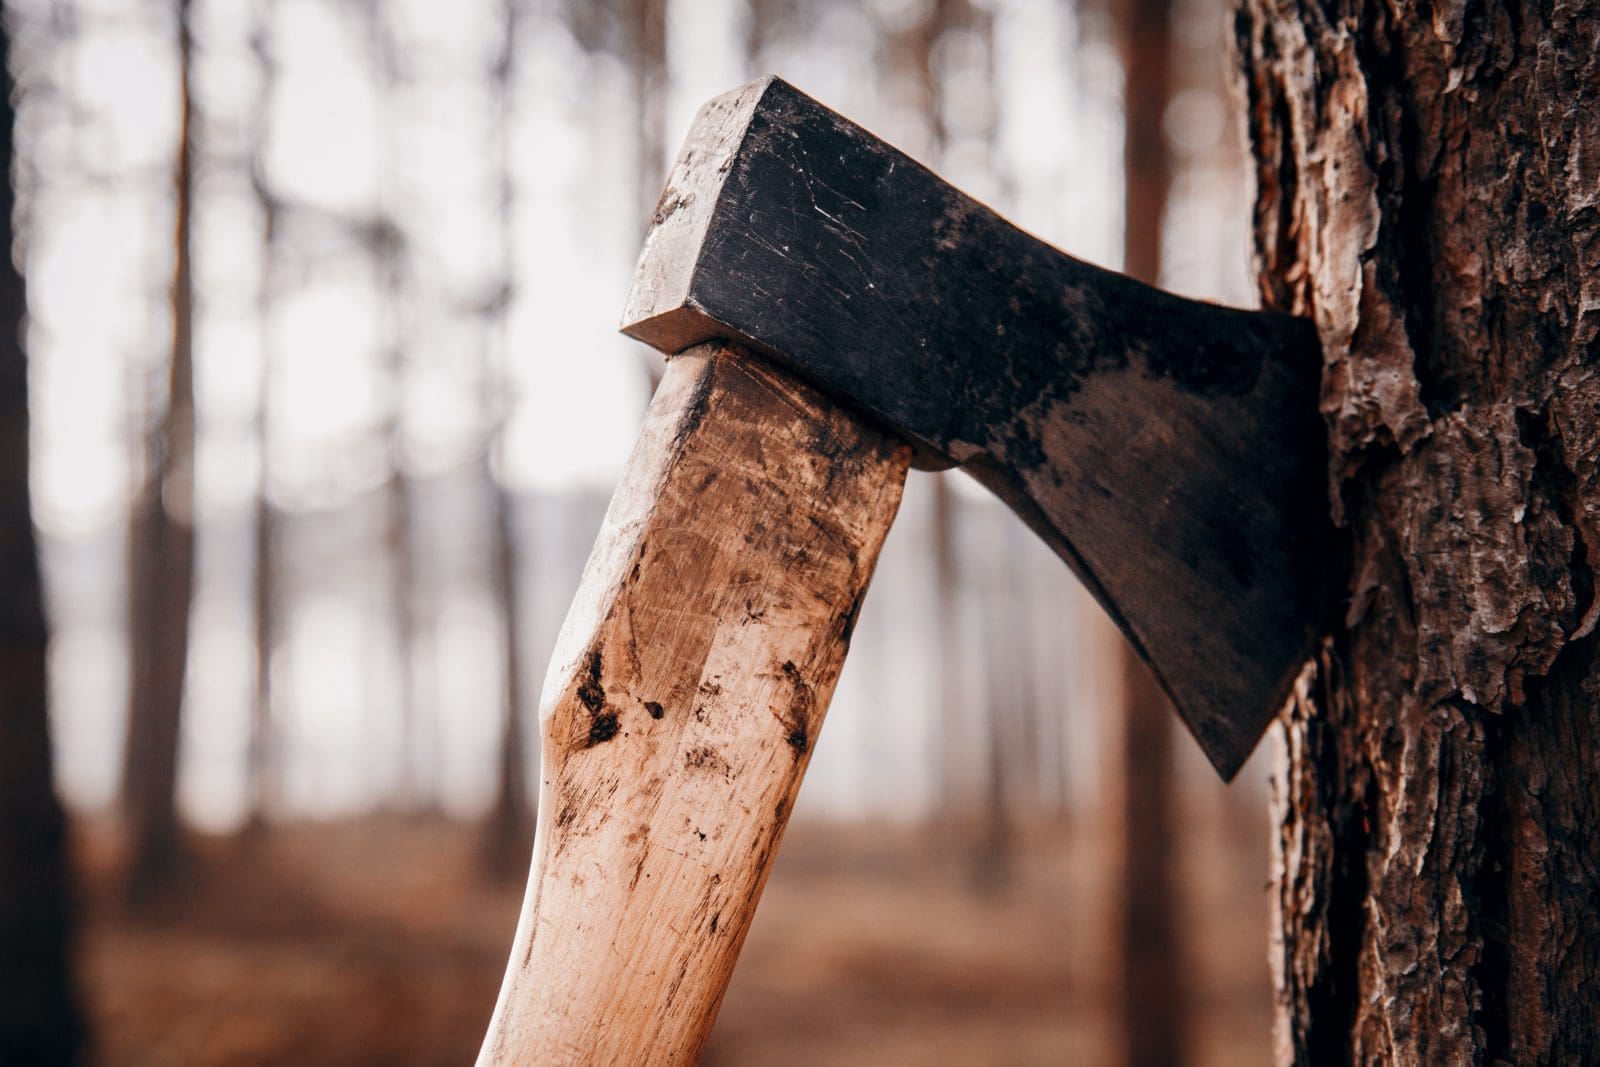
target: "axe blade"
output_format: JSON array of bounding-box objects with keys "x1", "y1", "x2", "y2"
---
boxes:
[{"x1": 621, "y1": 77, "x2": 1344, "y2": 779}]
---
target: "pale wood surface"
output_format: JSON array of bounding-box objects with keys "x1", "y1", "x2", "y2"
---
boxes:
[{"x1": 478, "y1": 342, "x2": 910, "y2": 1065}]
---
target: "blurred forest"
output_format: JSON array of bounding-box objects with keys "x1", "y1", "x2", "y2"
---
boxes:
[{"x1": 3, "y1": 0, "x2": 1276, "y2": 1062}]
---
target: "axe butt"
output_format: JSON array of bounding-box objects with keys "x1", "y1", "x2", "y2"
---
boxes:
[{"x1": 478, "y1": 343, "x2": 909, "y2": 1064}]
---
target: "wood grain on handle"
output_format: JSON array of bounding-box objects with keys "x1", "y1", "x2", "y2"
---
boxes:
[{"x1": 478, "y1": 342, "x2": 910, "y2": 1065}]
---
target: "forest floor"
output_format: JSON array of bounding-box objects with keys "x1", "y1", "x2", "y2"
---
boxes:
[{"x1": 73, "y1": 806, "x2": 1270, "y2": 1065}]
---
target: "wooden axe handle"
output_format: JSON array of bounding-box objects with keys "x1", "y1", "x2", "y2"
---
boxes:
[{"x1": 478, "y1": 342, "x2": 909, "y2": 1064}]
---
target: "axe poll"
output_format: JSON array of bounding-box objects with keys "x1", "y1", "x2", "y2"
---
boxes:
[{"x1": 479, "y1": 77, "x2": 1342, "y2": 1063}]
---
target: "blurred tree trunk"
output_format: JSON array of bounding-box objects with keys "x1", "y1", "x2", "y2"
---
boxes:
[
  {"x1": 1115, "y1": 662, "x2": 1183, "y2": 1066},
  {"x1": 1236, "y1": 1, "x2": 1600, "y2": 1061},
  {"x1": 627, "y1": 0, "x2": 667, "y2": 393},
  {"x1": 627, "y1": 0, "x2": 667, "y2": 231},
  {"x1": 887, "y1": 0, "x2": 1023, "y2": 883},
  {"x1": 930, "y1": 472, "x2": 967, "y2": 812},
  {"x1": 245, "y1": 0, "x2": 279, "y2": 830},
  {"x1": 975, "y1": 531, "x2": 1030, "y2": 893},
  {"x1": 1113, "y1": 0, "x2": 1186, "y2": 1061},
  {"x1": 0, "y1": 16, "x2": 86, "y2": 1061},
  {"x1": 743, "y1": 0, "x2": 784, "y2": 77},
  {"x1": 482, "y1": 0, "x2": 533, "y2": 881},
  {"x1": 381, "y1": 275, "x2": 422, "y2": 809},
  {"x1": 122, "y1": 0, "x2": 197, "y2": 908},
  {"x1": 483, "y1": 468, "x2": 531, "y2": 878},
  {"x1": 958, "y1": 0, "x2": 1019, "y2": 889},
  {"x1": 364, "y1": 5, "x2": 425, "y2": 808},
  {"x1": 884, "y1": 0, "x2": 962, "y2": 820}
]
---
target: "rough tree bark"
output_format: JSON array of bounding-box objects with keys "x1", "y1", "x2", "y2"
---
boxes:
[
  {"x1": 122, "y1": 0, "x2": 197, "y2": 907},
  {"x1": 0, "y1": 15, "x2": 85, "y2": 1060},
  {"x1": 1114, "y1": 0, "x2": 1187, "y2": 1060},
  {"x1": 1235, "y1": 0, "x2": 1600, "y2": 1060}
]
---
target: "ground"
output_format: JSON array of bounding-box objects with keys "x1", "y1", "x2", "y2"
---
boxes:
[{"x1": 74, "y1": 808, "x2": 1269, "y2": 1065}]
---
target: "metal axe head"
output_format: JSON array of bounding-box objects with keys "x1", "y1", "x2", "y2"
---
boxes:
[{"x1": 619, "y1": 76, "x2": 1343, "y2": 780}]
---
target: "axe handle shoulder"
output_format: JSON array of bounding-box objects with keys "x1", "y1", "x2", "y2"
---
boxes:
[{"x1": 478, "y1": 343, "x2": 909, "y2": 1065}]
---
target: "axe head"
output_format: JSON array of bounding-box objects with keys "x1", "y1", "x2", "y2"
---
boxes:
[{"x1": 620, "y1": 77, "x2": 1344, "y2": 780}]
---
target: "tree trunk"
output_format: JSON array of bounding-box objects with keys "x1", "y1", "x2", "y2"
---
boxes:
[
  {"x1": 628, "y1": 0, "x2": 668, "y2": 232},
  {"x1": 949, "y1": 0, "x2": 1022, "y2": 889},
  {"x1": 482, "y1": 0, "x2": 533, "y2": 881},
  {"x1": 628, "y1": 0, "x2": 668, "y2": 394},
  {"x1": 974, "y1": 534, "x2": 1023, "y2": 892},
  {"x1": 883, "y1": 0, "x2": 961, "y2": 817},
  {"x1": 930, "y1": 474, "x2": 968, "y2": 810},
  {"x1": 122, "y1": 0, "x2": 197, "y2": 908},
  {"x1": 887, "y1": 0, "x2": 1022, "y2": 872},
  {"x1": 364, "y1": 5, "x2": 425, "y2": 808},
  {"x1": 1235, "y1": 0, "x2": 1600, "y2": 1060},
  {"x1": 382, "y1": 290, "x2": 422, "y2": 807},
  {"x1": 1114, "y1": 0, "x2": 1187, "y2": 1059},
  {"x1": 1116, "y1": 657, "x2": 1183, "y2": 1065},
  {"x1": 743, "y1": 0, "x2": 785, "y2": 77},
  {"x1": 0, "y1": 15, "x2": 86, "y2": 1060},
  {"x1": 246, "y1": 0, "x2": 280, "y2": 830},
  {"x1": 483, "y1": 477, "x2": 531, "y2": 875}
]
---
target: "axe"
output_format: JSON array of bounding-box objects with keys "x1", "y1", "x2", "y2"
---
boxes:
[{"x1": 478, "y1": 77, "x2": 1340, "y2": 1063}]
